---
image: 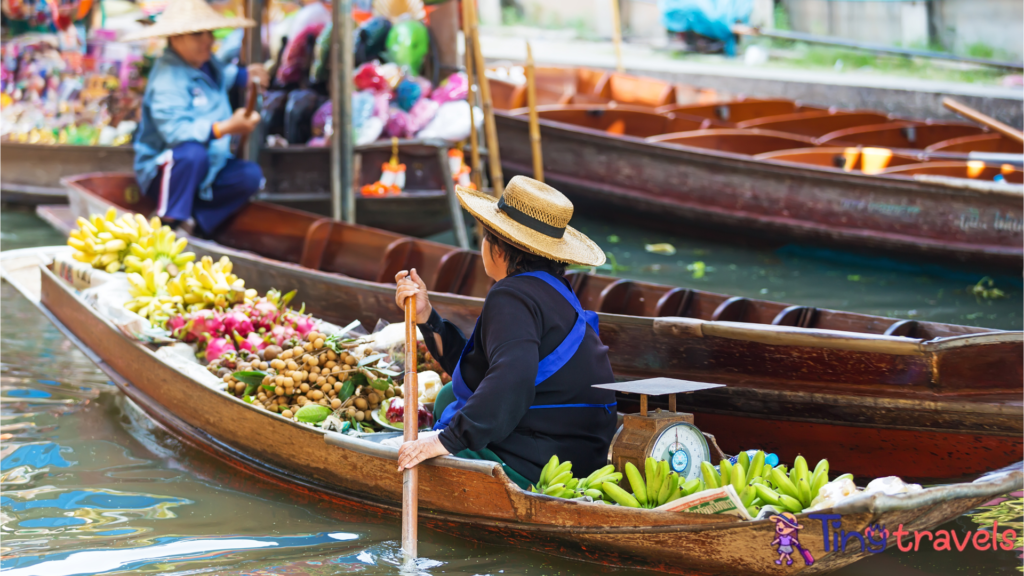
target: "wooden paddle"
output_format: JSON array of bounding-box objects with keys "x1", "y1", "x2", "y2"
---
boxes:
[
  {"x1": 237, "y1": 78, "x2": 261, "y2": 159},
  {"x1": 526, "y1": 42, "x2": 544, "y2": 182},
  {"x1": 402, "y1": 294, "x2": 419, "y2": 561},
  {"x1": 943, "y1": 97, "x2": 1024, "y2": 144}
]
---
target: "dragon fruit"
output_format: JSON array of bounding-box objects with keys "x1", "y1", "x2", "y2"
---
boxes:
[
  {"x1": 282, "y1": 310, "x2": 317, "y2": 338},
  {"x1": 222, "y1": 309, "x2": 255, "y2": 338},
  {"x1": 386, "y1": 398, "x2": 434, "y2": 429},
  {"x1": 166, "y1": 314, "x2": 188, "y2": 337},
  {"x1": 205, "y1": 336, "x2": 236, "y2": 361},
  {"x1": 235, "y1": 331, "x2": 267, "y2": 353}
]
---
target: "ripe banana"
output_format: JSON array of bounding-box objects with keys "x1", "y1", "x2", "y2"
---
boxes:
[
  {"x1": 624, "y1": 461, "x2": 648, "y2": 507},
  {"x1": 167, "y1": 256, "x2": 256, "y2": 312},
  {"x1": 124, "y1": 260, "x2": 183, "y2": 327},
  {"x1": 602, "y1": 481, "x2": 640, "y2": 508}
]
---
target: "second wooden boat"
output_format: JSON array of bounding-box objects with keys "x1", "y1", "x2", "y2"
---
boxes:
[
  {"x1": 4, "y1": 246, "x2": 1020, "y2": 576},
  {"x1": 42, "y1": 172, "x2": 1024, "y2": 482},
  {"x1": 0, "y1": 140, "x2": 456, "y2": 238},
  {"x1": 486, "y1": 66, "x2": 1024, "y2": 270}
]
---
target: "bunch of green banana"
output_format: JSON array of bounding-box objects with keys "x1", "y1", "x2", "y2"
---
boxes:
[
  {"x1": 123, "y1": 217, "x2": 195, "y2": 275},
  {"x1": 530, "y1": 455, "x2": 578, "y2": 498},
  {"x1": 602, "y1": 458, "x2": 704, "y2": 509},
  {"x1": 124, "y1": 260, "x2": 183, "y2": 327},
  {"x1": 572, "y1": 464, "x2": 623, "y2": 501},
  {"x1": 67, "y1": 208, "x2": 131, "y2": 273},
  {"x1": 754, "y1": 456, "x2": 837, "y2": 515},
  {"x1": 166, "y1": 256, "x2": 257, "y2": 312}
]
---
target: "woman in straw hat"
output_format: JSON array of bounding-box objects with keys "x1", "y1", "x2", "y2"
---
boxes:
[
  {"x1": 395, "y1": 176, "x2": 617, "y2": 488},
  {"x1": 125, "y1": 0, "x2": 269, "y2": 236}
]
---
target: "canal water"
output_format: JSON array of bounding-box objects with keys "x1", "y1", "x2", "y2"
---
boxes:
[{"x1": 1, "y1": 206, "x2": 1020, "y2": 575}]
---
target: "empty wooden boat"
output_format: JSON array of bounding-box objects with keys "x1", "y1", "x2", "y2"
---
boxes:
[
  {"x1": 4, "y1": 246, "x2": 1020, "y2": 576},
  {"x1": 485, "y1": 65, "x2": 1023, "y2": 270},
  {"x1": 0, "y1": 139, "x2": 455, "y2": 237},
  {"x1": 41, "y1": 172, "x2": 1024, "y2": 482}
]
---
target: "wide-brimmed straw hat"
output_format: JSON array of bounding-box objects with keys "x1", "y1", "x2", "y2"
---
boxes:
[
  {"x1": 122, "y1": 0, "x2": 255, "y2": 41},
  {"x1": 769, "y1": 512, "x2": 804, "y2": 530},
  {"x1": 456, "y1": 176, "x2": 606, "y2": 267}
]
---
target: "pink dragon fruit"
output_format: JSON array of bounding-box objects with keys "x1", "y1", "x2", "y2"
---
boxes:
[
  {"x1": 166, "y1": 314, "x2": 188, "y2": 338},
  {"x1": 281, "y1": 310, "x2": 317, "y2": 338},
  {"x1": 187, "y1": 309, "x2": 225, "y2": 342},
  {"x1": 269, "y1": 324, "x2": 299, "y2": 347},
  {"x1": 205, "y1": 336, "x2": 236, "y2": 362},
  {"x1": 222, "y1": 309, "x2": 255, "y2": 338},
  {"x1": 235, "y1": 331, "x2": 268, "y2": 353}
]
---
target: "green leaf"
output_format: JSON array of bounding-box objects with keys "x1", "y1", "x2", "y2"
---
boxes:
[
  {"x1": 280, "y1": 289, "x2": 297, "y2": 308},
  {"x1": 233, "y1": 370, "x2": 269, "y2": 396},
  {"x1": 262, "y1": 383, "x2": 277, "y2": 392},
  {"x1": 349, "y1": 371, "x2": 369, "y2": 388},
  {"x1": 369, "y1": 366, "x2": 401, "y2": 377},
  {"x1": 370, "y1": 377, "x2": 391, "y2": 391},
  {"x1": 339, "y1": 379, "x2": 355, "y2": 400},
  {"x1": 242, "y1": 395, "x2": 253, "y2": 404},
  {"x1": 358, "y1": 353, "x2": 386, "y2": 367},
  {"x1": 295, "y1": 404, "x2": 332, "y2": 424}
]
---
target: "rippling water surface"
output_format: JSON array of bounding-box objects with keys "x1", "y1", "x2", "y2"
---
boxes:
[{"x1": 1, "y1": 207, "x2": 1020, "y2": 575}]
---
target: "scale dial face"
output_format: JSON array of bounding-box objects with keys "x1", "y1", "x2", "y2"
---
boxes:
[{"x1": 648, "y1": 422, "x2": 710, "y2": 482}]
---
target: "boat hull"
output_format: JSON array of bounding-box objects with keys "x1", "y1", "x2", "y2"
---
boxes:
[
  {"x1": 0, "y1": 143, "x2": 453, "y2": 237},
  {"x1": 9, "y1": 253, "x2": 1016, "y2": 576},
  {"x1": 493, "y1": 112, "x2": 1023, "y2": 270}
]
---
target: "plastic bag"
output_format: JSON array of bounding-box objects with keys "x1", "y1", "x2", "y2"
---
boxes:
[
  {"x1": 431, "y1": 72, "x2": 468, "y2": 103},
  {"x1": 407, "y1": 97, "x2": 439, "y2": 134},
  {"x1": 385, "y1": 108, "x2": 414, "y2": 138},
  {"x1": 416, "y1": 100, "x2": 483, "y2": 142},
  {"x1": 395, "y1": 78, "x2": 422, "y2": 111},
  {"x1": 356, "y1": 116, "x2": 385, "y2": 145},
  {"x1": 276, "y1": 22, "x2": 327, "y2": 85},
  {"x1": 354, "y1": 61, "x2": 389, "y2": 92}
]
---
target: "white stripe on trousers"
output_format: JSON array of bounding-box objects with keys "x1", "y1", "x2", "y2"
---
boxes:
[{"x1": 155, "y1": 149, "x2": 175, "y2": 218}]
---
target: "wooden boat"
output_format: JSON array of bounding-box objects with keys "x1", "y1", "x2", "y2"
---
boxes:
[
  {"x1": 40, "y1": 172, "x2": 1024, "y2": 483},
  {"x1": 2, "y1": 246, "x2": 1021, "y2": 575},
  {"x1": 0, "y1": 140, "x2": 456, "y2": 238},
  {"x1": 486, "y1": 66, "x2": 1024, "y2": 270}
]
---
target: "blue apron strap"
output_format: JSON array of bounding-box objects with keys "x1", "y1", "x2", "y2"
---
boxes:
[
  {"x1": 433, "y1": 318, "x2": 480, "y2": 431},
  {"x1": 517, "y1": 271, "x2": 599, "y2": 336},
  {"x1": 529, "y1": 402, "x2": 617, "y2": 414}
]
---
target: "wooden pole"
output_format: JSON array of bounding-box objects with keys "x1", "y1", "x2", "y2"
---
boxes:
[
  {"x1": 330, "y1": 0, "x2": 356, "y2": 222},
  {"x1": 943, "y1": 97, "x2": 1024, "y2": 144},
  {"x1": 402, "y1": 295, "x2": 420, "y2": 561},
  {"x1": 525, "y1": 42, "x2": 543, "y2": 182},
  {"x1": 610, "y1": 0, "x2": 624, "y2": 73},
  {"x1": 438, "y1": 146, "x2": 470, "y2": 249},
  {"x1": 461, "y1": 0, "x2": 482, "y2": 191},
  {"x1": 467, "y1": 0, "x2": 504, "y2": 196},
  {"x1": 244, "y1": 0, "x2": 263, "y2": 162},
  {"x1": 236, "y1": 79, "x2": 260, "y2": 158}
]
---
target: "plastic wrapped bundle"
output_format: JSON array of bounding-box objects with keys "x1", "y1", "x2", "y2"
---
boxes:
[
  {"x1": 311, "y1": 100, "x2": 332, "y2": 137},
  {"x1": 394, "y1": 78, "x2": 421, "y2": 111},
  {"x1": 354, "y1": 61, "x2": 388, "y2": 92},
  {"x1": 276, "y1": 22, "x2": 328, "y2": 86},
  {"x1": 384, "y1": 108, "x2": 414, "y2": 138},
  {"x1": 416, "y1": 100, "x2": 482, "y2": 142},
  {"x1": 310, "y1": 23, "x2": 333, "y2": 84},
  {"x1": 431, "y1": 72, "x2": 468, "y2": 103},
  {"x1": 284, "y1": 89, "x2": 327, "y2": 144},
  {"x1": 407, "y1": 97, "x2": 439, "y2": 134}
]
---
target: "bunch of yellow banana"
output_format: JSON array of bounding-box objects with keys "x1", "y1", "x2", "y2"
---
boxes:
[
  {"x1": 529, "y1": 457, "x2": 625, "y2": 501},
  {"x1": 122, "y1": 216, "x2": 195, "y2": 275},
  {"x1": 603, "y1": 458, "x2": 701, "y2": 509},
  {"x1": 699, "y1": 451, "x2": 839, "y2": 517},
  {"x1": 167, "y1": 255, "x2": 257, "y2": 312},
  {"x1": 67, "y1": 208, "x2": 130, "y2": 273},
  {"x1": 124, "y1": 260, "x2": 183, "y2": 327}
]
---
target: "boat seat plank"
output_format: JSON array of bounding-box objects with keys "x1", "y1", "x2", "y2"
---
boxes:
[
  {"x1": 648, "y1": 129, "x2": 817, "y2": 156},
  {"x1": 885, "y1": 319, "x2": 919, "y2": 338},
  {"x1": 817, "y1": 121, "x2": 986, "y2": 149},
  {"x1": 434, "y1": 249, "x2": 475, "y2": 294},
  {"x1": 658, "y1": 100, "x2": 809, "y2": 123},
  {"x1": 755, "y1": 147, "x2": 922, "y2": 170},
  {"x1": 736, "y1": 110, "x2": 893, "y2": 138},
  {"x1": 771, "y1": 305, "x2": 818, "y2": 328},
  {"x1": 710, "y1": 296, "x2": 751, "y2": 322},
  {"x1": 606, "y1": 73, "x2": 676, "y2": 108},
  {"x1": 925, "y1": 133, "x2": 1024, "y2": 154},
  {"x1": 299, "y1": 218, "x2": 334, "y2": 270},
  {"x1": 882, "y1": 162, "x2": 1024, "y2": 184},
  {"x1": 654, "y1": 287, "x2": 694, "y2": 318}
]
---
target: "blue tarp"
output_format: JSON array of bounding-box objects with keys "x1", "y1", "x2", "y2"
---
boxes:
[{"x1": 658, "y1": 0, "x2": 753, "y2": 55}]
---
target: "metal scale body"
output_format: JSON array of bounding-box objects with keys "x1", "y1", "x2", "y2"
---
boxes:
[{"x1": 595, "y1": 378, "x2": 724, "y2": 482}]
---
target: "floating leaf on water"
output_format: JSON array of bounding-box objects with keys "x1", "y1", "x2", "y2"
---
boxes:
[
  {"x1": 847, "y1": 275, "x2": 861, "y2": 281},
  {"x1": 607, "y1": 234, "x2": 621, "y2": 244},
  {"x1": 969, "y1": 277, "x2": 1007, "y2": 302},
  {"x1": 596, "y1": 252, "x2": 630, "y2": 274},
  {"x1": 645, "y1": 243, "x2": 677, "y2": 256},
  {"x1": 687, "y1": 261, "x2": 706, "y2": 279}
]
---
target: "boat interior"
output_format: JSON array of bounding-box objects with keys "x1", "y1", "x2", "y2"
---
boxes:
[
  {"x1": 487, "y1": 65, "x2": 1024, "y2": 184},
  {"x1": 60, "y1": 173, "x2": 996, "y2": 342}
]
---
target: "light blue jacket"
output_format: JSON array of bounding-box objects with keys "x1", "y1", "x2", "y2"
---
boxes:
[{"x1": 134, "y1": 49, "x2": 240, "y2": 200}]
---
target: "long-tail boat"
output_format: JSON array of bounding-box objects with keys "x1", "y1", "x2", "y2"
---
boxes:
[
  {"x1": 486, "y1": 65, "x2": 1024, "y2": 270},
  {"x1": 0, "y1": 139, "x2": 455, "y2": 238},
  {"x1": 2, "y1": 246, "x2": 1021, "y2": 575},
  {"x1": 40, "y1": 172, "x2": 1024, "y2": 483}
]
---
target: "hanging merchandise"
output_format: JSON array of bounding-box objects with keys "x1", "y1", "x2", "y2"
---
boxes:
[
  {"x1": 383, "y1": 19, "x2": 429, "y2": 76},
  {"x1": 310, "y1": 23, "x2": 332, "y2": 84},
  {"x1": 276, "y1": 21, "x2": 327, "y2": 86},
  {"x1": 448, "y1": 147, "x2": 475, "y2": 190},
  {"x1": 283, "y1": 88, "x2": 326, "y2": 145},
  {"x1": 394, "y1": 77, "x2": 421, "y2": 111},
  {"x1": 361, "y1": 137, "x2": 406, "y2": 196},
  {"x1": 354, "y1": 16, "x2": 392, "y2": 67}
]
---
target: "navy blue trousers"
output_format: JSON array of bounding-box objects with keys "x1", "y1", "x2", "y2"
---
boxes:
[{"x1": 145, "y1": 142, "x2": 262, "y2": 234}]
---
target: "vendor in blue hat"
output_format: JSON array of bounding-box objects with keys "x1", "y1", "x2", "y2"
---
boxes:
[
  {"x1": 124, "y1": 0, "x2": 269, "y2": 235},
  {"x1": 393, "y1": 177, "x2": 618, "y2": 488}
]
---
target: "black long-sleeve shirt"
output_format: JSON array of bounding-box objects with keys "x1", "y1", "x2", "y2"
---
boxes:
[{"x1": 419, "y1": 272, "x2": 617, "y2": 483}]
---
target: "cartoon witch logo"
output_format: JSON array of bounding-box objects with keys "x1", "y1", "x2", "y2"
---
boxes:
[{"x1": 769, "y1": 512, "x2": 815, "y2": 567}]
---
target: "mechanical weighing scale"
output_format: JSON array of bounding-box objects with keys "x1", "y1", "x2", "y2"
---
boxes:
[{"x1": 594, "y1": 378, "x2": 725, "y2": 483}]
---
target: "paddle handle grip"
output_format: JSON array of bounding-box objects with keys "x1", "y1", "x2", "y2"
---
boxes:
[
  {"x1": 237, "y1": 78, "x2": 261, "y2": 156},
  {"x1": 402, "y1": 294, "x2": 419, "y2": 559}
]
